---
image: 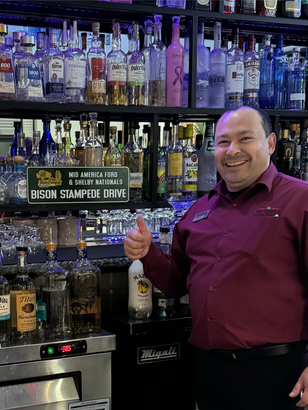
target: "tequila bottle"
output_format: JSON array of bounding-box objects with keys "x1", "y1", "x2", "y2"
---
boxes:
[
  {"x1": 27, "y1": 131, "x2": 40, "y2": 167},
  {"x1": 142, "y1": 20, "x2": 152, "y2": 106},
  {"x1": 36, "y1": 241, "x2": 70, "y2": 340},
  {"x1": 123, "y1": 121, "x2": 144, "y2": 200},
  {"x1": 59, "y1": 21, "x2": 69, "y2": 53},
  {"x1": 58, "y1": 117, "x2": 79, "y2": 166},
  {"x1": 39, "y1": 116, "x2": 57, "y2": 166},
  {"x1": 75, "y1": 113, "x2": 88, "y2": 167},
  {"x1": 166, "y1": 118, "x2": 183, "y2": 201},
  {"x1": 0, "y1": 245, "x2": 10, "y2": 347},
  {"x1": 85, "y1": 112, "x2": 103, "y2": 166},
  {"x1": 286, "y1": 47, "x2": 306, "y2": 110},
  {"x1": 182, "y1": 22, "x2": 189, "y2": 108},
  {"x1": 126, "y1": 22, "x2": 145, "y2": 106},
  {"x1": 259, "y1": 34, "x2": 274, "y2": 109},
  {"x1": 104, "y1": 126, "x2": 121, "y2": 166},
  {"x1": 149, "y1": 15, "x2": 166, "y2": 107},
  {"x1": 244, "y1": 34, "x2": 260, "y2": 108},
  {"x1": 10, "y1": 246, "x2": 36, "y2": 343},
  {"x1": 107, "y1": 19, "x2": 127, "y2": 105},
  {"x1": 69, "y1": 240, "x2": 101, "y2": 335},
  {"x1": 225, "y1": 27, "x2": 244, "y2": 108},
  {"x1": 64, "y1": 21, "x2": 86, "y2": 103},
  {"x1": 182, "y1": 124, "x2": 198, "y2": 200},
  {"x1": 87, "y1": 22, "x2": 107, "y2": 105},
  {"x1": 0, "y1": 24, "x2": 16, "y2": 100},
  {"x1": 44, "y1": 28, "x2": 65, "y2": 103},
  {"x1": 274, "y1": 34, "x2": 288, "y2": 110},
  {"x1": 196, "y1": 22, "x2": 210, "y2": 108},
  {"x1": 209, "y1": 22, "x2": 225, "y2": 108},
  {"x1": 7, "y1": 156, "x2": 27, "y2": 204},
  {"x1": 34, "y1": 32, "x2": 47, "y2": 90},
  {"x1": 197, "y1": 122, "x2": 216, "y2": 198}
]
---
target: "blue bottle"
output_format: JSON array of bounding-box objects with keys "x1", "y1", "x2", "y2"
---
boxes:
[
  {"x1": 259, "y1": 35, "x2": 274, "y2": 109},
  {"x1": 286, "y1": 47, "x2": 306, "y2": 111},
  {"x1": 273, "y1": 34, "x2": 288, "y2": 110},
  {"x1": 11, "y1": 122, "x2": 22, "y2": 157},
  {"x1": 39, "y1": 117, "x2": 56, "y2": 165}
]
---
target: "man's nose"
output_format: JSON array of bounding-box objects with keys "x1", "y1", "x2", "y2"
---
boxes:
[{"x1": 226, "y1": 142, "x2": 241, "y2": 155}]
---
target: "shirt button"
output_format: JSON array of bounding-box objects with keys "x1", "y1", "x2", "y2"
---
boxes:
[
  {"x1": 210, "y1": 287, "x2": 214, "y2": 292},
  {"x1": 223, "y1": 229, "x2": 228, "y2": 234},
  {"x1": 207, "y1": 317, "x2": 212, "y2": 321},
  {"x1": 232, "y1": 203, "x2": 237, "y2": 208},
  {"x1": 217, "y1": 256, "x2": 221, "y2": 262}
]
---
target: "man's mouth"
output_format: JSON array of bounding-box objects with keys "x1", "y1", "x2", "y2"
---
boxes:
[{"x1": 225, "y1": 160, "x2": 248, "y2": 167}]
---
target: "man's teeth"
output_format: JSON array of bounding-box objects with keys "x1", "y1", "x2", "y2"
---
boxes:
[{"x1": 226, "y1": 161, "x2": 247, "y2": 167}]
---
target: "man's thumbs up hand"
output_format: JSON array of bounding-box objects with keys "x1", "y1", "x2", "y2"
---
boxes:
[{"x1": 124, "y1": 215, "x2": 152, "y2": 260}]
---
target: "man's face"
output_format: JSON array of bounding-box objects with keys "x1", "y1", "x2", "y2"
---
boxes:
[{"x1": 214, "y1": 108, "x2": 276, "y2": 192}]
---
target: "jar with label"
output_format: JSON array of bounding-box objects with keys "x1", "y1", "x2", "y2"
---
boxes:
[
  {"x1": 7, "y1": 156, "x2": 27, "y2": 205},
  {"x1": 0, "y1": 244, "x2": 10, "y2": 347},
  {"x1": 128, "y1": 260, "x2": 152, "y2": 319}
]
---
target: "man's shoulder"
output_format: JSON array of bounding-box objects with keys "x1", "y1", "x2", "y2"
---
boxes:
[{"x1": 275, "y1": 172, "x2": 308, "y2": 194}]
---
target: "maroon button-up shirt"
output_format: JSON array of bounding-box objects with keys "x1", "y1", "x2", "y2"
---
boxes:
[{"x1": 141, "y1": 163, "x2": 308, "y2": 350}]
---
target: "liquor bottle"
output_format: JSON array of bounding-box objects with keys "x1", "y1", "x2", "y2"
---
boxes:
[
  {"x1": 99, "y1": 123, "x2": 109, "y2": 166},
  {"x1": 166, "y1": 16, "x2": 184, "y2": 107},
  {"x1": 166, "y1": 118, "x2": 183, "y2": 201},
  {"x1": 87, "y1": 22, "x2": 107, "y2": 105},
  {"x1": 277, "y1": 125, "x2": 295, "y2": 174},
  {"x1": 197, "y1": 122, "x2": 216, "y2": 198},
  {"x1": 107, "y1": 19, "x2": 127, "y2": 106},
  {"x1": 126, "y1": 22, "x2": 145, "y2": 106},
  {"x1": 274, "y1": 34, "x2": 288, "y2": 110},
  {"x1": 126, "y1": 24, "x2": 134, "y2": 61},
  {"x1": 195, "y1": 133, "x2": 203, "y2": 150},
  {"x1": 222, "y1": 0, "x2": 237, "y2": 13},
  {"x1": 17, "y1": 132, "x2": 26, "y2": 158},
  {"x1": 225, "y1": 27, "x2": 244, "y2": 109},
  {"x1": 157, "y1": 124, "x2": 169, "y2": 201},
  {"x1": 75, "y1": 113, "x2": 88, "y2": 167},
  {"x1": 39, "y1": 116, "x2": 57, "y2": 166},
  {"x1": 194, "y1": 0, "x2": 212, "y2": 10},
  {"x1": 85, "y1": 112, "x2": 103, "y2": 166},
  {"x1": 282, "y1": 0, "x2": 301, "y2": 17},
  {"x1": 142, "y1": 138, "x2": 151, "y2": 201},
  {"x1": 221, "y1": 34, "x2": 229, "y2": 52},
  {"x1": 5, "y1": 36, "x2": 13, "y2": 49},
  {"x1": 104, "y1": 126, "x2": 122, "y2": 166},
  {"x1": 128, "y1": 260, "x2": 152, "y2": 319},
  {"x1": 36, "y1": 241, "x2": 70, "y2": 340},
  {"x1": 7, "y1": 156, "x2": 27, "y2": 204},
  {"x1": 54, "y1": 118, "x2": 62, "y2": 157},
  {"x1": 27, "y1": 131, "x2": 40, "y2": 167},
  {"x1": 0, "y1": 245, "x2": 10, "y2": 347},
  {"x1": 0, "y1": 24, "x2": 16, "y2": 100},
  {"x1": 44, "y1": 28, "x2": 65, "y2": 103},
  {"x1": 34, "y1": 32, "x2": 47, "y2": 89},
  {"x1": 81, "y1": 33, "x2": 87, "y2": 54},
  {"x1": 182, "y1": 124, "x2": 198, "y2": 200},
  {"x1": 10, "y1": 245, "x2": 36, "y2": 343},
  {"x1": 58, "y1": 117, "x2": 79, "y2": 166},
  {"x1": 259, "y1": 35, "x2": 274, "y2": 109},
  {"x1": 182, "y1": 22, "x2": 190, "y2": 108},
  {"x1": 257, "y1": 0, "x2": 277, "y2": 16},
  {"x1": 289, "y1": 145, "x2": 303, "y2": 179},
  {"x1": 69, "y1": 240, "x2": 101, "y2": 334},
  {"x1": 142, "y1": 20, "x2": 152, "y2": 106},
  {"x1": 59, "y1": 21, "x2": 69, "y2": 53},
  {"x1": 11, "y1": 121, "x2": 22, "y2": 158},
  {"x1": 286, "y1": 48, "x2": 306, "y2": 111},
  {"x1": 153, "y1": 285, "x2": 175, "y2": 318},
  {"x1": 123, "y1": 121, "x2": 144, "y2": 201},
  {"x1": 12, "y1": 31, "x2": 25, "y2": 72},
  {"x1": 64, "y1": 21, "x2": 86, "y2": 103},
  {"x1": 209, "y1": 22, "x2": 225, "y2": 108},
  {"x1": 243, "y1": 34, "x2": 260, "y2": 108},
  {"x1": 196, "y1": 22, "x2": 210, "y2": 108},
  {"x1": 242, "y1": 0, "x2": 256, "y2": 13},
  {"x1": 3, "y1": 156, "x2": 13, "y2": 183},
  {"x1": 149, "y1": 15, "x2": 166, "y2": 107}
]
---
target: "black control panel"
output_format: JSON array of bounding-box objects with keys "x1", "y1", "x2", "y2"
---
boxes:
[{"x1": 40, "y1": 340, "x2": 87, "y2": 359}]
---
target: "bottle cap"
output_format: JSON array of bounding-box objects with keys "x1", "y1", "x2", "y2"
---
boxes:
[
  {"x1": 46, "y1": 243, "x2": 56, "y2": 251},
  {"x1": 13, "y1": 155, "x2": 25, "y2": 163},
  {"x1": 293, "y1": 47, "x2": 300, "y2": 53},
  {"x1": 21, "y1": 35, "x2": 35, "y2": 46},
  {"x1": 186, "y1": 124, "x2": 194, "y2": 138},
  {"x1": 172, "y1": 16, "x2": 180, "y2": 26},
  {"x1": 154, "y1": 14, "x2": 163, "y2": 30},
  {"x1": 13, "y1": 31, "x2": 25, "y2": 41},
  {"x1": 160, "y1": 227, "x2": 170, "y2": 233},
  {"x1": 110, "y1": 126, "x2": 117, "y2": 134},
  {"x1": 77, "y1": 241, "x2": 87, "y2": 249},
  {"x1": 5, "y1": 36, "x2": 13, "y2": 47},
  {"x1": 0, "y1": 24, "x2": 8, "y2": 35},
  {"x1": 63, "y1": 123, "x2": 71, "y2": 131},
  {"x1": 92, "y1": 22, "x2": 100, "y2": 33}
]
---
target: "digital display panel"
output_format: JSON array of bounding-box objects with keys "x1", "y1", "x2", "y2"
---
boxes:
[{"x1": 60, "y1": 344, "x2": 72, "y2": 353}]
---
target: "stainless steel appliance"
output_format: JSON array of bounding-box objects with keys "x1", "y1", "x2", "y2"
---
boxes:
[{"x1": 0, "y1": 330, "x2": 116, "y2": 410}]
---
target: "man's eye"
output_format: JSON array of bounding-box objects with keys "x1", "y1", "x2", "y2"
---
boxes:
[
  {"x1": 241, "y1": 137, "x2": 252, "y2": 141},
  {"x1": 218, "y1": 141, "x2": 228, "y2": 145}
]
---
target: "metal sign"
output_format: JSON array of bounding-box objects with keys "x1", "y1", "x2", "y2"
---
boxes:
[
  {"x1": 27, "y1": 167, "x2": 129, "y2": 204},
  {"x1": 137, "y1": 343, "x2": 180, "y2": 364},
  {"x1": 69, "y1": 398, "x2": 110, "y2": 410}
]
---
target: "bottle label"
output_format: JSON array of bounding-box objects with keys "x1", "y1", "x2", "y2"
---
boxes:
[
  {"x1": 129, "y1": 271, "x2": 152, "y2": 310},
  {"x1": 65, "y1": 60, "x2": 86, "y2": 89},
  {"x1": 183, "y1": 155, "x2": 198, "y2": 189},
  {"x1": 49, "y1": 57, "x2": 64, "y2": 80},
  {"x1": 16, "y1": 292, "x2": 36, "y2": 332},
  {"x1": 244, "y1": 60, "x2": 260, "y2": 91},
  {"x1": 196, "y1": 79, "x2": 209, "y2": 100},
  {"x1": 197, "y1": 0, "x2": 210, "y2": 4},
  {"x1": 158, "y1": 297, "x2": 175, "y2": 307},
  {"x1": 169, "y1": 153, "x2": 183, "y2": 177},
  {"x1": 285, "y1": 0, "x2": 301, "y2": 11},
  {"x1": 157, "y1": 157, "x2": 166, "y2": 194},
  {"x1": 17, "y1": 179, "x2": 27, "y2": 199},
  {"x1": 0, "y1": 82, "x2": 15, "y2": 94},
  {"x1": 168, "y1": 58, "x2": 184, "y2": 102},
  {"x1": 46, "y1": 82, "x2": 64, "y2": 95},
  {"x1": 130, "y1": 172, "x2": 143, "y2": 188},
  {"x1": 28, "y1": 86, "x2": 43, "y2": 98},
  {"x1": 0, "y1": 55, "x2": 13, "y2": 73},
  {"x1": 0, "y1": 294, "x2": 10, "y2": 320},
  {"x1": 226, "y1": 62, "x2": 244, "y2": 93},
  {"x1": 28, "y1": 64, "x2": 40, "y2": 81},
  {"x1": 36, "y1": 299, "x2": 47, "y2": 321},
  {"x1": 290, "y1": 93, "x2": 305, "y2": 101},
  {"x1": 127, "y1": 63, "x2": 145, "y2": 85},
  {"x1": 91, "y1": 57, "x2": 105, "y2": 80},
  {"x1": 206, "y1": 139, "x2": 215, "y2": 151},
  {"x1": 107, "y1": 62, "x2": 127, "y2": 84},
  {"x1": 90, "y1": 79, "x2": 106, "y2": 93}
]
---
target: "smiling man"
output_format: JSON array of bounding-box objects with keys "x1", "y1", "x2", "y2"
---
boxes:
[{"x1": 124, "y1": 107, "x2": 308, "y2": 410}]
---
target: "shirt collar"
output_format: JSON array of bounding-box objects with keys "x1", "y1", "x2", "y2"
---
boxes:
[{"x1": 208, "y1": 162, "x2": 278, "y2": 200}]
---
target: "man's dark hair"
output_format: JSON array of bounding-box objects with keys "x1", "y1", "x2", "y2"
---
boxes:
[{"x1": 226, "y1": 106, "x2": 273, "y2": 138}]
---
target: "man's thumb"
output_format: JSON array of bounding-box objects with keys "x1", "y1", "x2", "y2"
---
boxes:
[{"x1": 137, "y1": 215, "x2": 148, "y2": 234}]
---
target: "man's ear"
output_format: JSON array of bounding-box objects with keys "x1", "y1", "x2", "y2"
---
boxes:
[{"x1": 267, "y1": 132, "x2": 276, "y2": 156}]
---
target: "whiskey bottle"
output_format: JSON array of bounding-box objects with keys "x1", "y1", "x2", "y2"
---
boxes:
[
  {"x1": 0, "y1": 244, "x2": 10, "y2": 347},
  {"x1": 85, "y1": 112, "x2": 103, "y2": 166},
  {"x1": 0, "y1": 24, "x2": 16, "y2": 100},
  {"x1": 75, "y1": 113, "x2": 88, "y2": 166}
]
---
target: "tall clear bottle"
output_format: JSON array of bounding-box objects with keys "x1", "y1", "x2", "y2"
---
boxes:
[
  {"x1": 34, "y1": 32, "x2": 47, "y2": 90},
  {"x1": 182, "y1": 124, "x2": 198, "y2": 200},
  {"x1": 149, "y1": 15, "x2": 166, "y2": 107},
  {"x1": 0, "y1": 244, "x2": 10, "y2": 347},
  {"x1": 286, "y1": 47, "x2": 306, "y2": 110},
  {"x1": 107, "y1": 19, "x2": 127, "y2": 105},
  {"x1": 87, "y1": 22, "x2": 107, "y2": 105},
  {"x1": 225, "y1": 27, "x2": 244, "y2": 108},
  {"x1": 39, "y1": 116, "x2": 57, "y2": 166},
  {"x1": 64, "y1": 21, "x2": 86, "y2": 103},
  {"x1": 0, "y1": 24, "x2": 16, "y2": 100},
  {"x1": 13, "y1": 31, "x2": 25, "y2": 77},
  {"x1": 59, "y1": 21, "x2": 69, "y2": 53},
  {"x1": 10, "y1": 246, "x2": 36, "y2": 343},
  {"x1": 166, "y1": 118, "x2": 183, "y2": 201},
  {"x1": 166, "y1": 16, "x2": 184, "y2": 107},
  {"x1": 142, "y1": 20, "x2": 152, "y2": 106},
  {"x1": 209, "y1": 22, "x2": 225, "y2": 108},
  {"x1": 274, "y1": 34, "x2": 288, "y2": 110},
  {"x1": 85, "y1": 112, "x2": 103, "y2": 166},
  {"x1": 196, "y1": 22, "x2": 210, "y2": 108},
  {"x1": 58, "y1": 117, "x2": 79, "y2": 166},
  {"x1": 7, "y1": 156, "x2": 27, "y2": 205},
  {"x1": 104, "y1": 126, "x2": 122, "y2": 166},
  {"x1": 243, "y1": 34, "x2": 260, "y2": 108},
  {"x1": 259, "y1": 34, "x2": 274, "y2": 109},
  {"x1": 197, "y1": 122, "x2": 217, "y2": 198},
  {"x1": 75, "y1": 113, "x2": 88, "y2": 166},
  {"x1": 182, "y1": 22, "x2": 190, "y2": 108}
]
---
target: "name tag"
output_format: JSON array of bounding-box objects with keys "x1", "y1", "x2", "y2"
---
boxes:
[{"x1": 192, "y1": 210, "x2": 211, "y2": 222}]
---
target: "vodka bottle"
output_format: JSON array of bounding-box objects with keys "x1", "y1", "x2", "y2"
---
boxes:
[
  {"x1": 7, "y1": 156, "x2": 27, "y2": 204},
  {"x1": 166, "y1": 16, "x2": 184, "y2": 107},
  {"x1": 128, "y1": 260, "x2": 152, "y2": 319},
  {"x1": 39, "y1": 116, "x2": 57, "y2": 166},
  {"x1": 87, "y1": 22, "x2": 107, "y2": 105},
  {"x1": 142, "y1": 20, "x2": 152, "y2": 106},
  {"x1": 45, "y1": 28, "x2": 65, "y2": 103},
  {"x1": 0, "y1": 25, "x2": 16, "y2": 100},
  {"x1": 75, "y1": 113, "x2": 88, "y2": 166},
  {"x1": 36, "y1": 241, "x2": 69, "y2": 340},
  {"x1": 209, "y1": 22, "x2": 225, "y2": 108},
  {"x1": 104, "y1": 126, "x2": 121, "y2": 166},
  {"x1": 64, "y1": 21, "x2": 86, "y2": 103},
  {"x1": 59, "y1": 21, "x2": 69, "y2": 53},
  {"x1": 58, "y1": 117, "x2": 79, "y2": 166},
  {"x1": 197, "y1": 122, "x2": 216, "y2": 198},
  {"x1": 85, "y1": 112, "x2": 103, "y2": 166},
  {"x1": 182, "y1": 124, "x2": 198, "y2": 200},
  {"x1": 243, "y1": 34, "x2": 260, "y2": 108},
  {"x1": 225, "y1": 27, "x2": 244, "y2": 108},
  {"x1": 0, "y1": 245, "x2": 10, "y2": 347},
  {"x1": 274, "y1": 34, "x2": 288, "y2": 110},
  {"x1": 107, "y1": 19, "x2": 127, "y2": 105},
  {"x1": 34, "y1": 32, "x2": 47, "y2": 89},
  {"x1": 282, "y1": 0, "x2": 301, "y2": 17},
  {"x1": 11, "y1": 121, "x2": 22, "y2": 158},
  {"x1": 196, "y1": 22, "x2": 210, "y2": 108},
  {"x1": 182, "y1": 22, "x2": 189, "y2": 108},
  {"x1": 286, "y1": 48, "x2": 306, "y2": 110},
  {"x1": 10, "y1": 246, "x2": 36, "y2": 343},
  {"x1": 126, "y1": 22, "x2": 145, "y2": 106},
  {"x1": 166, "y1": 119, "x2": 183, "y2": 201},
  {"x1": 259, "y1": 35, "x2": 274, "y2": 109}
]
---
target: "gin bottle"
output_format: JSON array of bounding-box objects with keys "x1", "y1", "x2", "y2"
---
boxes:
[
  {"x1": 197, "y1": 122, "x2": 216, "y2": 198},
  {"x1": 244, "y1": 34, "x2": 260, "y2": 108},
  {"x1": 282, "y1": 0, "x2": 301, "y2": 17},
  {"x1": 87, "y1": 22, "x2": 107, "y2": 105},
  {"x1": 107, "y1": 19, "x2": 127, "y2": 105},
  {"x1": 7, "y1": 156, "x2": 27, "y2": 204},
  {"x1": 0, "y1": 245, "x2": 10, "y2": 347},
  {"x1": 0, "y1": 24, "x2": 16, "y2": 100},
  {"x1": 142, "y1": 20, "x2": 152, "y2": 106},
  {"x1": 149, "y1": 15, "x2": 166, "y2": 107},
  {"x1": 167, "y1": 16, "x2": 184, "y2": 107},
  {"x1": 44, "y1": 28, "x2": 65, "y2": 103},
  {"x1": 259, "y1": 35, "x2": 274, "y2": 109},
  {"x1": 64, "y1": 21, "x2": 86, "y2": 103},
  {"x1": 182, "y1": 124, "x2": 198, "y2": 200},
  {"x1": 85, "y1": 112, "x2": 103, "y2": 166},
  {"x1": 274, "y1": 34, "x2": 288, "y2": 110},
  {"x1": 209, "y1": 22, "x2": 225, "y2": 108},
  {"x1": 182, "y1": 22, "x2": 190, "y2": 108},
  {"x1": 39, "y1": 116, "x2": 57, "y2": 166},
  {"x1": 123, "y1": 121, "x2": 144, "y2": 201},
  {"x1": 166, "y1": 118, "x2": 183, "y2": 201},
  {"x1": 286, "y1": 48, "x2": 306, "y2": 110},
  {"x1": 196, "y1": 22, "x2": 210, "y2": 108},
  {"x1": 225, "y1": 27, "x2": 244, "y2": 108},
  {"x1": 69, "y1": 240, "x2": 101, "y2": 335},
  {"x1": 126, "y1": 22, "x2": 145, "y2": 106},
  {"x1": 10, "y1": 246, "x2": 36, "y2": 343},
  {"x1": 104, "y1": 126, "x2": 121, "y2": 166},
  {"x1": 75, "y1": 113, "x2": 88, "y2": 167},
  {"x1": 36, "y1": 241, "x2": 69, "y2": 340}
]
